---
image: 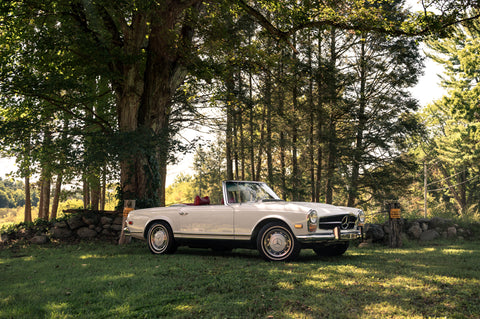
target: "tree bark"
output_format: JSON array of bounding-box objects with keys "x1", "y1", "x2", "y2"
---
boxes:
[
  {"x1": 265, "y1": 73, "x2": 274, "y2": 186},
  {"x1": 256, "y1": 106, "x2": 266, "y2": 182},
  {"x1": 239, "y1": 106, "x2": 246, "y2": 180},
  {"x1": 325, "y1": 27, "x2": 338, "y2": 204},
  {"x1": 278, "y1": 50, "x2": 287, "y2": 199},
  {"x1": 90, "y1": 173, "x2": 101, "y2": 211},
  {"x1": 291, "y1": 37, "x2": 299, "y2": 201},
  {"x1": 249, "y1": 71, "x2": 255, "y2": 180},
  {"x1": 50, "y1": 173, "x2": 62, "y2": 220},
  {"x1": 100, "y1": 168, "x2": 106, "y2": 211},
  {"x1": 38, "y1": 167, "x2": 51, "y2": 220},
  {"x1": 83, "y1": 176, "x2": 90, "y2": 209},
  {"x1": 225, "y1": 69, "x2": 235, "y2": 180},
  {"x1": 115, "y1": 3, "x2": 197, "y2": 207},
  {"x1": 24, "y1": 176, "x2": 32, "y2": 223},
  {"x1": 315, "y1": 32, "x2": 324, "y2": 203},
  {"x1": 307, "y1": 32, "x2": 316, "y2": 202},
  {"x1": 348, "y1": 37, "x2": 367, "y2": 207}
]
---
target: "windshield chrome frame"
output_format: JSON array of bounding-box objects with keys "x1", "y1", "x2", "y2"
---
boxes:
[{"x1": 222, "y1": 181, "x2": 281, "y2": 205}]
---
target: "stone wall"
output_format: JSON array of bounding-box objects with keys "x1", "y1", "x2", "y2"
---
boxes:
[
  {"x1": 364, "y1": 216, "x2": 474, "y2": 244},
  {"x1": 0, "y1": 210, "x2": 123, "y2": 245},
  {"x1": 1, "y1": 211, "x2": 477, "y2": 247}
]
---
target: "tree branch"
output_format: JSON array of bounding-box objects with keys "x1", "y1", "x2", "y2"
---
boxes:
[
  {"x1": 235, "y1": 0, "x2": 298, "y2": 53},
  {"x1": 236, "y1": 0, "x2": 480, "y2": 49}
]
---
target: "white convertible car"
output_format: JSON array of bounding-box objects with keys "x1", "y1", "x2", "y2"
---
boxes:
[{"x1": 125, "y1": 181, "x2": 365, "y2": 261}]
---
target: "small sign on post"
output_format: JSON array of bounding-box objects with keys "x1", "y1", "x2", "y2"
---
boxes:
[
  {"x1": 386, "y1": 201, "x2": 402, "y2": 248},
  {"x1": 118, "y1": 200, "x2": 136, "y2": 245},
  {"x1": 389, "y1": 207, "x2": 401, "y2": 219}
]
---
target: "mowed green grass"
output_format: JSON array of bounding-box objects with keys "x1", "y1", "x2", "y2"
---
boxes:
[{"x1": 1, "y1": 240, "x2": 479, "y2": 318}]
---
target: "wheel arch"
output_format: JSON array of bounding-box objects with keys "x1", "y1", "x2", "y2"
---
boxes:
[
  {"x1": 143, "y1": 218, "x2": 174, "y2": 239},
  {"x1": 251, "y1": 218, "x2": 292, "y2": 245}
]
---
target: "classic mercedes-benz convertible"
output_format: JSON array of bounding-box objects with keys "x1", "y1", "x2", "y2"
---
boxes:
[{"x1": 125, "y1": 181, "x2": 365, "y2": 261}]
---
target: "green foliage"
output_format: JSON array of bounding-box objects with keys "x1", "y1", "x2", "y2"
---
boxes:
[
  {"x1": 0, "y1": 178, "x2": 38, "y2": 208},
  {"x1": 186, "y1": 0, "x2": 425, "y2": 210},
  {"x1": 1, "y1": 240, "x2": 480, "y2": 318},
  {"x1": 416, "y1": 18, "x2": 480, "y2": 217},
  {"x1": 193, "y1": 139, "x2": 227, "y2": 205},
  {"x1": 0, "y1": 216, "x2": 52, "y2": 236},
  {"x1": 165, "y1": 174, "x2": 196, "y2": 206},
  {"x1": 165, "y1": 138, "x2": 227, "y2": 206},
  {"x1": 1, "y1": 0, "x2": 478, "y2": 211}
]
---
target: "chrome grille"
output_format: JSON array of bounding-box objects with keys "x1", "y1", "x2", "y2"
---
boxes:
[{"x1": 318, "y1": 214, "x2": 357, "y2": 230}]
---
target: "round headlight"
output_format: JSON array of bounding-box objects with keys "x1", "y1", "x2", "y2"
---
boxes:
[
  {"x1": 358, "y1": 210, "x2": 366, "y2": 224},
  {"x1": 308, "y1": 210, "x2": 318, "y2": 224}
]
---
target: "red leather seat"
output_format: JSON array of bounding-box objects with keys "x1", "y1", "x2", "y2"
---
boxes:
[{"x1": 194, "y1": 195, "x2": 210, "y2": 205}]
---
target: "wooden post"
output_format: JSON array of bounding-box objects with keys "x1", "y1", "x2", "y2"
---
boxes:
[
  {"x1": 387, "y1": 201, "x2": 402, "y2": 248},
  {"x1": 118, "y1": 199, "x2": 135, "y2": 245}
]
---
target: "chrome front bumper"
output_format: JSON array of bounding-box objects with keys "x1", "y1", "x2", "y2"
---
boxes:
[{"x1": 296, "y1": 227, "x2": 362, "y2": 243}]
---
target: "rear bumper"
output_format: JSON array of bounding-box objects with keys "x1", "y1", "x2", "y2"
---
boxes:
[
  {"x1": 296, "y1": 227, "x2": 362, "y2": 243},
  {"x1": 124, "y1": 227, "x2": 145, "y2": 240}
]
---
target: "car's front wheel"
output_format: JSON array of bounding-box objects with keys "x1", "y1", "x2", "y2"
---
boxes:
[
  {"x1": 257, "y1": 222, "x2": 300, "y2": 261},
  {"x1": 147, "y1": 221, "x2": 177, "y2": 255},
  {"x1": 313, "y1": 242, "x2": 349, "y2": 257}
]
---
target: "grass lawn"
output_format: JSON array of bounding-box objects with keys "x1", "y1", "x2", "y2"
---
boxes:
[{"x1": 1, "y1": 239, "x2": 479, "y2": 318}]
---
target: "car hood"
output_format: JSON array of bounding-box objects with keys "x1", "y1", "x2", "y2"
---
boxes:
[{"x1": 247, "y1": 201, "x2": 360, "y2": 216}]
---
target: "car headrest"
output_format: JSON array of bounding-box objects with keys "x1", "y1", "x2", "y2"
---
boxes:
[{"x1": 194, "y1": 195, "x2": 210, "y2": 205}]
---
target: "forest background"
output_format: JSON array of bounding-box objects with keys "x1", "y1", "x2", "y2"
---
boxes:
[{"x1": 1, "y1": 0, "x2": 479, "y2": 227}]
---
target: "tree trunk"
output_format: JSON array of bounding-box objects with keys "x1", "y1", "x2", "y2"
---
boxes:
[
  {"x1": 249, "y1": 71, "x2": 256, "y2": 181},
  {"x1": 256, "y1": 106, "x2": 266, "y2": 182},
  {"x1": 325, "y1": 27, "x2": 339, "y2": 204},
  {"x1": 348, "y1": 37, "x2": 367, "y2": 207},
  {"x1": 50, "y1": 173, "x2": 62, "y2": 220},
  {"x1": 38, "y1": 168, "x2": 51, "y2": 220},
  {"x1": 291, "y1": 38, "x2": 299, "y2": 201},
  {"x1": 265, "y1": 73, "x2": 274, "y2": 186},
  {"x1": 280, "y1": 130, "x2": 287, "y2": 200},
  {"x1": 291, "y1": 87, "x2": 299, "y2": 201},
  {"x1": 90, "y1": 173, "x2": 101, "y2": 211},
  {"x1": 24, "y1": 176, "x2": 32, "y2": 223},
  {"x1": 307, "y1": 32, "x2": 315, "y2": 202},
  {"x1": 225, "y1": 70, "x2": 235, "y2": 180},
  {"x1": 239, "y1": 107, "x2": 246, "y2": 180},
  {"x1": 100, "y1": 168, "x2": 106, "y2": 211},
  {"x1": 116, "y1": 4, "x2": 195, "y2": 208},
  {"x1": 234, "y1": 113, "x2": 240, "y2": 180},
  {"x1": 315, "y1": 32, "x2": 324, "y2": 203},
  {"x1": 83, "y1": 176, "x2": 90, "y2": 209},
  {"x1": 38, "y1": 179, "x2": 44, "y2": 219},
  {"x1": 278, "y1": 51, "x2": 287, "y2": 199},
  {"x1": 438, "y1": 165, "x2": 467, "y2": 215},
  {"x1": 325, "y1": 119, "x2": 336, "y2": 204}
]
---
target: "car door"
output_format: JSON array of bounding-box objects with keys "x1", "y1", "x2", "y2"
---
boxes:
[{"x1": 176, "y1": 205, "x2": 235, "y2": 240}]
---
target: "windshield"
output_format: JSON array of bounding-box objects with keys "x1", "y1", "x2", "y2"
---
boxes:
[{"x1": 224, "y1": 181, "x2": 281, "y2": 204}]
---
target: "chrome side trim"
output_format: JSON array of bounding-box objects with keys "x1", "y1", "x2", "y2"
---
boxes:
[{"x1": 174, "y1": 233, "x2": 236, "y2": 240}]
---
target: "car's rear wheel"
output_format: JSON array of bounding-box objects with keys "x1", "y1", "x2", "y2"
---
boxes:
[
  {"x1": 313, "y1": 242, "x2": 349, "y2": 256},
  {"x1": 147, "y1": 221, "x2": 177, "y2": 255},
  {"x1": 257, "y1": 222, "x2": 300, "y2": 261}
]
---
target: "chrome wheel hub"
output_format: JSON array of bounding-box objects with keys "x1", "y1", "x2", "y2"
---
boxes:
[
  {"x1": 264, "y1": 228, "x2": 291, "y2": 258},
  {"x1": 151, "y1": 226, "x2": 167, "y2": 251}
]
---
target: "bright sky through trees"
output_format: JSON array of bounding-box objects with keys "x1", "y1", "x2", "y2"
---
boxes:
[{"x1": 0, "y1": 60, "x2": 445, "y2": 185}]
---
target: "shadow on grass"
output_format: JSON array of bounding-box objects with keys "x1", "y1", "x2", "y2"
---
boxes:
[{"x1": 1, "y1": 240, "x2": 479, "y2": 318}]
